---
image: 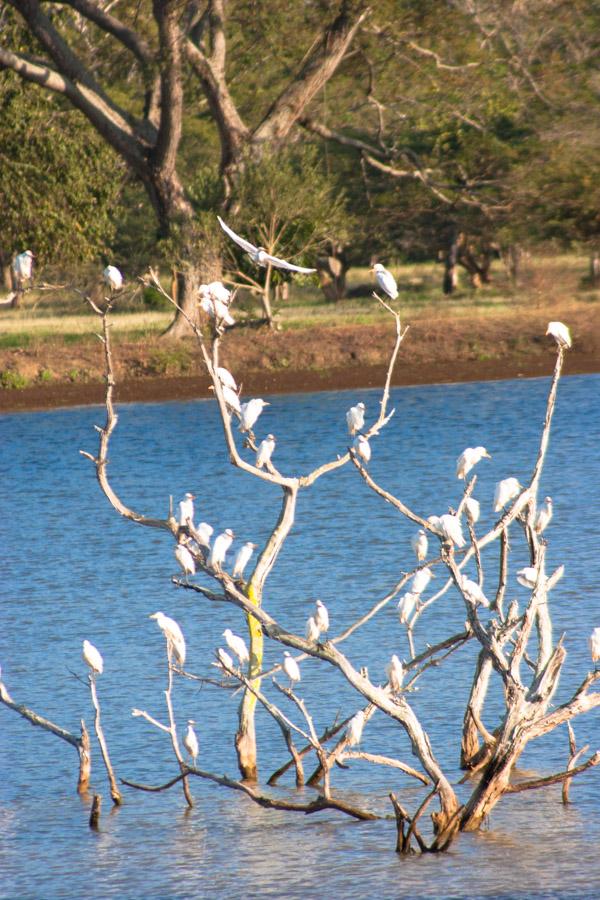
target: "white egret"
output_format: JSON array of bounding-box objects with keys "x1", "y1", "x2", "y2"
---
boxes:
[
  {"x1": 346, "y1": 710, "x2": 365, "y2": 747},
  {"x1": 314, "y1": 599, "x2": 329, "y2": 633},
  {"x1": 411, "y1": 568, "x2": 434, "y2": 594},
  {"x1": 216, "y1": 366, "x2": 238, "y2": 391},
  {"x1": 150, "y1": 612, "x2": 186, "y2": 666},
  {"x1": 178, "y1": 492, "x2": 195, "y2": 526},
  {"x1": 103, "y1": 265, "x2": 123, "y2": 292},
  {"x1": 398, "y1": 592, "x2": 418, "y2": 624},
  {"x1": 202, "y1": 280, "x2": 232, "y2": 305},
  {"x1": 218, "y1": 216, "x2": 316, "y2": 273},
  {"x1": 516, "y1": 567, "x2": 538, "y2": 589},
  {"x1": 439, "y1": 513, "x2": 466, "y2": 548},
  {"x1": 493, "y1": 477, "x2": 522, "y2": 512},
  {"x1": 456, "y1": 446, "x2": 491, "y2": 480},
  {"x1": 82, "y1": 640, "x2": 103, "y2": 675},
  {"x1": 427, "y1": 514, "x2": 442, "y2": 531},
  {"x1": 256, "y1": 434, "x2": 276, "y2": 469},
  {"x1": 354, "y1": 434, "x2": 371, "y2": 464},
  {"x1": 411, "y1": 529, "x2": 428, "y2": 562},
  {"x1": 13, "y1": 250, "x2": 34, "y2": 286},
  {"x1": 386, "y1": 654, "x2": 404, "y2": 693},
  {"x1": 195, "y1": 522, "x2": 214, "y2": 549},
  {"x1": 175, "y1": 542, "x2": 196, "y2": 579},
  {"x1": 240, "y1": 398, "x2": 270, "y2": 433},
  {"x1": 199, "y1": 283, "x2": 235, "y2": 326},
  {"x1": 464, "y1": 497, "x2": 481, "y2": 524},
  {"x1": 372, "y1": 263, "x2": 398, "y2": 300},
  {"x1": 216, "y1": 647, "x2": 234, "y2": 672},
  {"x1": 209, "y1": 528, "x2": 235, "y2": 571},
  {"x1": 282, "y1": 651, "x2": 301, "y2": 687},
  {"x1": 459, "y1": 575, "x2": 490, "y2": 607},
  {"x1": 306, "y1": 616, "x2": 320, "y2": 642},
  {"x1": 216, "y1": 383, "x2": 242, "y2": 415},
  {"x1": 589, "y1": 628, "x2": 600, "y2": 667},
  {"x1": 183, "y1": 720, "x2": 199, "y2": 764},
  {"x1": 223, "y1": 629, "x2": 249, "y2": 665},
  {"x1": 346, "y1": 401, "x2": 365, "y2": 436},
  {"x1": 546, "y1": 321, "x2": 572, "y2": 349},
  {"x1": 534, "y1": 497, "x2": 553, "y2": 534},
  {"x1": 232, "y1": 541, "x2": 257, "y2": 580}
]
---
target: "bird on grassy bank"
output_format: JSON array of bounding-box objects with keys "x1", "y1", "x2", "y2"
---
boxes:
[{"x1": 218, "y1": 216, "x2": 316, "y2": 273}]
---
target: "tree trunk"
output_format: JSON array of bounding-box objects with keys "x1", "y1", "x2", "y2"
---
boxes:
[
  {"x1": 443, "y1": 233, "x2": 460, "y2": 295},
  {"x1": 461, "y1": 651, "x2": 493, "y2": 769},
  {"x1": 590, "y1": 252, "x2": 600, "y2": 287},
  {"x1": 316, "y1": 244, "x2": 349, "y2": 300}
]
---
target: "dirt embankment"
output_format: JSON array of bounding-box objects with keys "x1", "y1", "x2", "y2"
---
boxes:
[{"x1": 1, "y1": 303, "x2": 599, "y2": 413}]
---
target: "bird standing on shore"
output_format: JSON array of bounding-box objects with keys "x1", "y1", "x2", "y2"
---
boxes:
[
  {"x1": 372, "y1": 263, "x2": 398, "y2": 300},
  {"x1": 218, "y1": 216, "x2": 316, "y2": 273}
]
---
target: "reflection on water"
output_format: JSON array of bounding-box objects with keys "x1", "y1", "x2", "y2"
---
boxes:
[{"x1": 1, "y1": 374, "x2": 600, "y2": 899}]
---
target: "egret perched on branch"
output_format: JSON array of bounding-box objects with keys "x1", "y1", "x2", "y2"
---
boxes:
[
  {"x1": 150, "y1": 612, "x2": 186, "y2": 666},
  {"x1": 216, "y1": 366, "x2": 238, "y2": 392},
  {"x1": 456, "y1": 446, "x2": 491, "y2": 480},
  {"x1": 464, "y1": 497, "x2": 481, "y2": 524},
  {"x1": 13, "y1": 250, "x2": 34, "y2": 287},
  {"x1": 346, "y1": 710, "x2": 365, "y2": 747},
  {"x1": 240, "y1": 399, "x2": 270, "y2": 433},
  {"x1": 82, "y1": 640, "x2": 103, "y2": 675},
  {"x1": 256, "y1": 434, "x2": 276, "y2": 469},
  {"x1": 535, "y1": 497, "x2": 553, "y2": 534},
  {"x1": 346, "y1": 401, "x2": 365, "y2": 436},
  {"x1": 306, "y1": 616, "x2": 320, "y2": 642},
  {"x1": 214, "y1": 383, "x2": 242, "y2": 415},
  {"x1": 178, "y1": 492, "x2": 195, "y2": 526},
  {"x1": 371, "y1": 263, "x2": 398, "y2": 300},
  {"x1": 439, "y1": 513, "x2": 466, "y2": 548},
  {"x1": 589, "y1": 628, "x2": 600, "y2": 667},
  {"x1": 459, "y1": 575, "x2": 490, "y2": 607},
  {"x1": 494, "y1": 477, "x2": 522, "y2": 512},
  {"x1": 199, "y1": 283, "x2": 235, "y2": 327},
  {"x1": 516, "y1": 567, "x2": 538, "y2": 589},
  {"x1": 411, "y1": 568, "x2": 434, "y2": 595},
  {"x1": 411, "y1": 529, "x2": 428, "y2": 562},
  {"x1": 386, "y1": 655, "x2": 404, "y2": 693},
  {"x1": 223, "y1": 629, "x2": 249, "y2": 665},
  {"x1": 216, "y1": 647, "x2": 234, "y2": 672},
  {"x1": 282, "y1": 651, "x2": 301, "y2": 688},
  {"x1": 232, "y1": 541, "x2": 257, "y2": 580},
  {"x1": 202, "y1": 281, "x2": 232, "y2": 305},
  {"x1": 546, "y1": 321, "x2": 572, "y2": 349},
  {"x1": 103, "y1": 265, "x2": 123, "y2": 293},
  {"x1": 210, "y1": 528, "x2": 235, "y2": 571},
  {"x1": 183, "y1": 720, "x2": 199, "y2": 764},
  {"x1": 217, "y1": 216, "x2": 316, "y2": 273},
  {"x1": 314, "y1": 599, "x2": 329, "y2": 634},
  {"x1": 354, "y1": 434, "x2": 371, "y2": 464},
  {"x1": 398, "y1": 592, "x2": 418, "y2": 624},
  {"x1": 195, "y1": 522, "x2": 214, "y2": 551},
  {"x1": 175, "y1": 542, "x2": 196, "y2": 580}
]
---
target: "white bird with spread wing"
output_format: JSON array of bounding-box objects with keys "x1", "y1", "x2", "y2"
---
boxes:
[{"x1": 218, "y1": 216, "x2": 316, "y2": 273}]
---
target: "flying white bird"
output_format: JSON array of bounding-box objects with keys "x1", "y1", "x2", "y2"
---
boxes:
[
  {"x1": 282, "y1": 651, "x2": 301, "y2": 687},
  {"x1": 439, "y1": 513, "x2": 466, "y2": 548},
  {"x1": 456, "y1": 446, "x2": 491, "y2": 480},
  {"x1": 82, "y1": 640, "x2": 103, "y2": 675},
  {"x1": 223, "y1": 629, "x2": 249, "y2": 665},
  {"x1": 546, "y1": 321, "x2": 572, "y2": 349},
  {"x1": 411, "y1": 529, "x2": 428, "y2": 562},
  {"x1": 218, "y1": 216, "x2": 316, "y2": 273},
  {"x1": 183, "y1": 720, "x2": 199, "y2": 764},
  {"x1": 195, "y1": 522, "x2": 214, "y2": 549},
  {"x1": 232, "y1": 541, "x2": 257, "y2": 580},
  {"x1": 346, "y1": 710, "x2": 365, "y2": 747},
  {"x1": 216, "y1": 366, "x2": 238, "y2": 391},
  {"x1": 386, "y1": 654, "x2": 404, "y2": 693},
  {"x1": 589, "y1": 628, "x2": 600, "y2": 667},
  {"x1": 256, "y1": 434, "x2": 276, "y2": 469},
  {"x1": 209, "y1": 528, "x2": 235, "y2": 571},
  {"x1": 372, "y1": 263, "x2": 398, "y2": 300},
  {"x1": 178, "y1": 492, "x2": 195, "y2": 526},
  {"x1": 346, "y1": 401, "x2": 366, "y2": 436},
  {"x1": 534, "y1": 497, "x2": 553, "y2": 534},
  {"x1": 150, "y1": 612, "x2": 186, "y2": 666},
  {"x1": 103, "y1": 265, "x2": 123, "y2": 292},
  {"x1": 459, "y1": 575, "x2": 490, "y2": 607},
  {"x1": 13, "y1": 250, "x2": 34, "y2": 285},
  {"x1": 306, "y1": 616, "x2": 320, "y2": 642},
  {"x1": 240, "y1": 398, "x2": 270, "y2": 433},
  {"x1": 216, "y1": 647, "x2": 234, "y2": 672},
  {"x1": 354, "y1": 434, "x2": 371, "y2": 464},
  {"x1": 516, "y1": 567, "x2": 538, "y2": 589},
  {"x1": 494, "y1": 477, "x2": 522, "y2": 512},
  {"x1": 175, "y1": 542, "x2": 196, "y2": 579},
  {"x1": 314, "y1": 599, "x2": 329, "y2": 633},
  {"x1": 411, "y1": 568, "x2": 435, "y2": 594},
  {"x1": 464, "y1": 497, "x2": 481, "y2": 524},
  {"x1": 398, "y1": 592, "x2": 418, "y2": 624}
]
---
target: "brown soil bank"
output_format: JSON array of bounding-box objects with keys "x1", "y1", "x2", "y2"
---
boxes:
[{"x1": 2, "y1": 303, "x2": 598, "y2": 413}]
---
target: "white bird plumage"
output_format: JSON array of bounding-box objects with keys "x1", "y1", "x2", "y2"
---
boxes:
[
  {"x1": 459, "y1": 575, "x2": 490, "y2": 607},
  {"x1": 411, "y1": 568, "x2": 434, "y2": 594},
  {"x1": 589, "y1": 628, "x2": 600, "y2": 666},
  {"x1": 456, "y1": 446, "x2": 491, "y2": 480},
  {"x1": 464, "y1": 497, "x2": 481, "y2": 524},
  {"x1": 216, "y1": 366, "x2": 238, "y2": 392},
  {"x1": 516, "y1": 566, "x2": 538, "y2": 589},
  {"x1": 306, "y1": 616, "x2": 320, "y2": 642},
  {"x1": 195, "y1": 522, "x2": 214, "y2": 549},
  {"x1": 223, "y1": 628, "x2": 249, "y2": 665},
  {"x1": 199, "y1": 282, "x2": 235, "y2": 326},
  {"x1": 183, "y1": 720, "x2": 199, "y2": 763},
  {"x1": 494, "y1": 477, "x2": 522, "y2": 512},
  {"x1": 282, "y1": 651, "x2": 301, "y2": 687},
  {"x1": 256, "y1": 434, "x2": 276, "y2": 469},
  {"x1": 346, "y1": 710, "x2": 365, "y2": 747},
  {"x1": 240, "y1": 398, "x2": 270, "y2": 433},
  {"x1": 546, "y1": 321, "x2": 572, "y2": 349},
  {"x1": 175, "y1": 542, "x2": 196, "y2": 578},
  {"x1": 534, "y1": 496, "x2": 553, "y2": 534},
  {"x1": 232, "y1": 541, "x2": 257, "y2": 580},
  {"x1": 314, "y1": 599, "x2": 329, "y2": 633},
  {"x1": 218, "y1": 216, "x2": 316, "y2": 273},
  {"x1": 372, "y1": 263, "x2": 398, "y2": 300},
  {"x1": 398, "y1": 591, "x2": 418, "y2": 624},
  {"x1": 346, "y1": 401, "x2": 365, "y2": 436},
  {"x1": 178, "y1": 492, "x2": 195, "y2": 526},
  {"x1": 216, "y1": 647, "x2": 234, "y2": 672},
  {"x1": 411, "y1": 529, "x2": 428, "y2": 562},
  {"x1": 209, "y1": 528, "x2": 235, "y2": 571},
  {"x1": 150, "y1": 612, "x2": 186, "y2": 666},
  {"x1": 82, "y1": 639, "x2": 103, "y2": 675},
  {"x1": 103, "y1": 265, "x2": 123, "y2": 292},
  {"x1": 354, "y1": 434, "x2": 371, "y2": 464},
  {"x1": 219, "y1": 384, "x2": 242, "y2": 415},
  {"x1": 439, "y1": 513, "x2": 466, "y2": 548},
  {"x1": 13, "y1": 250, "x2": 34, "y2": 284},
  {"x1": 386, "y1": 654, "x2": 404, "y2": 693}
]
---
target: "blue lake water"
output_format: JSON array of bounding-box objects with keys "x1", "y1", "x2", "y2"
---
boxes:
[{"x1": 1, "y1": 374, "x2": 599, "y2": 899}]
